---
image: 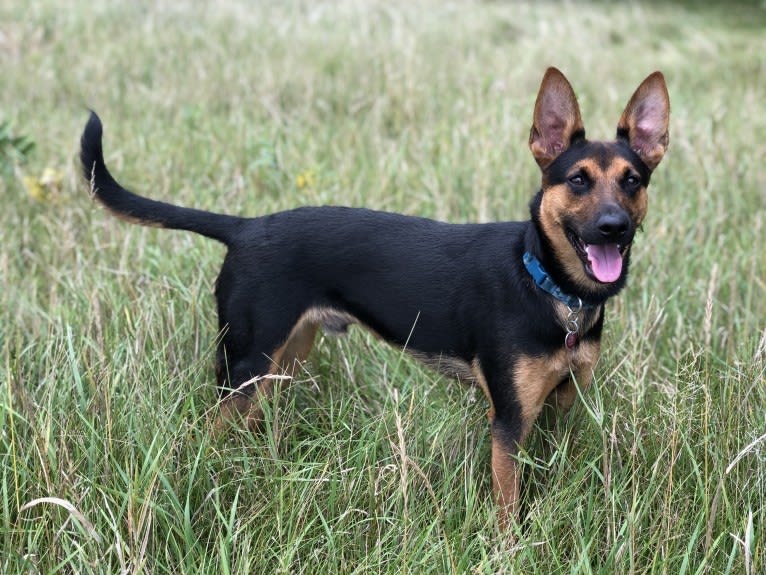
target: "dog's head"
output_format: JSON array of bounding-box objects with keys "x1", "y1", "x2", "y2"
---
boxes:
[{"x1": 528, "y1": 67, "x2": 669, "y2": 300}]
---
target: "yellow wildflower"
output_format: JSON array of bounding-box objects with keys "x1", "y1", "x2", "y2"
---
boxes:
[
  {"x1": 23, "y1": 175, "x2": 45, "y2": 201},
  {"x1": 22, "y1": 167, "x2": 64, "y2": 203},
  {"x1": 296, "y1": 170, "x2": 316, "y2": 190}
]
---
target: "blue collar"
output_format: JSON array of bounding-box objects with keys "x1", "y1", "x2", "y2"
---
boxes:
[{"x1": 523, "y1": 251, "x2": 598, "y2": 310}]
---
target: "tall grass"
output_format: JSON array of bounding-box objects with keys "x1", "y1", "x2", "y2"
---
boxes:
[{"x1": 1, "y1": 0, "x2": 764, "y2": 573}]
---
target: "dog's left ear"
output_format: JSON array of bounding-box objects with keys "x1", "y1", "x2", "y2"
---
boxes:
[{"x1": 617, "y1": 72, "x2": 670, "y2": 170}]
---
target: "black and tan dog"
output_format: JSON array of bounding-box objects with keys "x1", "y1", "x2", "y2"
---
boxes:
[{"x1": 80, "y1": 68, "x2": 669, "y2": 530}]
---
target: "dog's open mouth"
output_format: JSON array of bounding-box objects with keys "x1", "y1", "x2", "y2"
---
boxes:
[{"x1": 568, "y1": 231, "x2": 628, "y2": 284}]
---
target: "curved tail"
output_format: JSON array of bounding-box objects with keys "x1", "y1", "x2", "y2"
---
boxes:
[{"x1": 80, "y1": 112, "x2": 242, "y2": 245}]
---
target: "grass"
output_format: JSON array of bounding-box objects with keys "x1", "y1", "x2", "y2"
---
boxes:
[{"x1": 1, "y1": 0, "x2": 765, "y2": 572}]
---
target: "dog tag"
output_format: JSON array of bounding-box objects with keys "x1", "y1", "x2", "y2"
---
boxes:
[{"x1": 565, "y1": 332, "x2": 578, "y2": 349}]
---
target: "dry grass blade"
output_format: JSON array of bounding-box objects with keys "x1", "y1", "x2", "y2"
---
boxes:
[
  {"x1": 19, "y1": 497, "x2": 102, "y2": 544},
  {"x1": 725, "y1": 432, "x2": 766, "y2": 475}
]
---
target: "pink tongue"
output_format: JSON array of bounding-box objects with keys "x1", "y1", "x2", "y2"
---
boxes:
[{"x1": 585, "y1": 244, "x2": 622, "y2": 283}]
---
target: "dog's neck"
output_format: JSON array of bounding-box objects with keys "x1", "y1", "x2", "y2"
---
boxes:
[{"x1": 522, "y1": 251, "x2": 598, "y2": 311}]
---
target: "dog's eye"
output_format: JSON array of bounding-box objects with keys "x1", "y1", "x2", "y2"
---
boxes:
[
  {"x1": 568, "y1": 174, "x2": 586, "y2": 187},
  {"x1": 625, "y1": 175, "x2": 641, "y2": 187}
]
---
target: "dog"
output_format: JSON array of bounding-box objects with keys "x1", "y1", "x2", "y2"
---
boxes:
[{"x1": 80, "y1": 67, "x2": 669, "y2": 531}]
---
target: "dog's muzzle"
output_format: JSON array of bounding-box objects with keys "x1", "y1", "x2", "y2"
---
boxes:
[{"x1": 568, "y1": 206, "x2": 635, "y2": 284}]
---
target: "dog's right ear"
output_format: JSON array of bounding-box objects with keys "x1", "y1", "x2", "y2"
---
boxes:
[{"x1": 529, "y1": 67, "x2": 585, "y2": 170}]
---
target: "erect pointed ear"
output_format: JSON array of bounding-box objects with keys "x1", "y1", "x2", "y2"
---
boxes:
[
  {"x1": 529, "y1": 67, "x2": 585, "y2": 170},
  {"x1": 617, "y1": 71, "x2": 670, "y2": 170}
]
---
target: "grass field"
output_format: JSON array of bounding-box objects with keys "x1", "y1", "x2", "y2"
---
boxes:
[{"x1": 1, "y1": 0, "x2": 765, "y2": 573}]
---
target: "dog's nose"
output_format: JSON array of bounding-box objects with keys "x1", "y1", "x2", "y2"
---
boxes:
[{"x1": 596, "y1": 209, "x2": 630, "y2": 241}]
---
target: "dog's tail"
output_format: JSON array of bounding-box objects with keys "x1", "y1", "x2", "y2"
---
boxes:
[{"x1": 80, "y1": 111, "x2": 242, "y2": 245}]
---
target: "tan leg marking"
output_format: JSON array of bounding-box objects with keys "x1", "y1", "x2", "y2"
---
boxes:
[
  {"x1": 214, "y1": 391, "x2": 268, "y2": 433},
  {"x1": 269, "y1": 318, "x2": 319, "y2": 375},
  {"x1": 474, "y1": 357, "x2": 520, "y2": 531},
  {"x1": 491, "y1": 430, "x2": 520, "y2": 532},
  {"x1": 548, "y1": 378, "x2": 578, "y2": 413},
  {"x1": 546, "y1": 351, "x2": 598, "y2": 414},
  {"x1": 471, "y1": 358, "x2": 495, "y2": 420},
  {"x1": 487, "y1": 341, "x2": 600, "y2": 530},
  {"x1": 214, "y1": 312, "x2": 324, "y2": 432},
  {"x1": 513, "y1": 340, "x2": 600, "y2": 435},
  {"x1": 213, "y1": 306, "x2": 356, "y2": 433},
  {"x1": 236, "y1": 316, "x2": 319, "y2": 426}
]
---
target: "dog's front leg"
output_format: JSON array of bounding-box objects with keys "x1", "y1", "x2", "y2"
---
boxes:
[
  {"x1": 489, "y1": 417, "x2": 524, "y2": 532},
  {"x1": 472, "y1": 359, "x2": 535, "y2": 533}
]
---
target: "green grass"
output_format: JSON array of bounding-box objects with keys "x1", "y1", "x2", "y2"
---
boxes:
[{"x1": 1, "y1": 0, "x2": 765, "y2": 572}]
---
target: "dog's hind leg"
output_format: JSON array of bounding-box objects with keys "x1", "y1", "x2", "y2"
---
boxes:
[
  {"x1": 270, "y1": 315, "x2": 319, "y2": 376},
  {"x1": 213, "y1": 310, "x2": 319, "y2": 432}
]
